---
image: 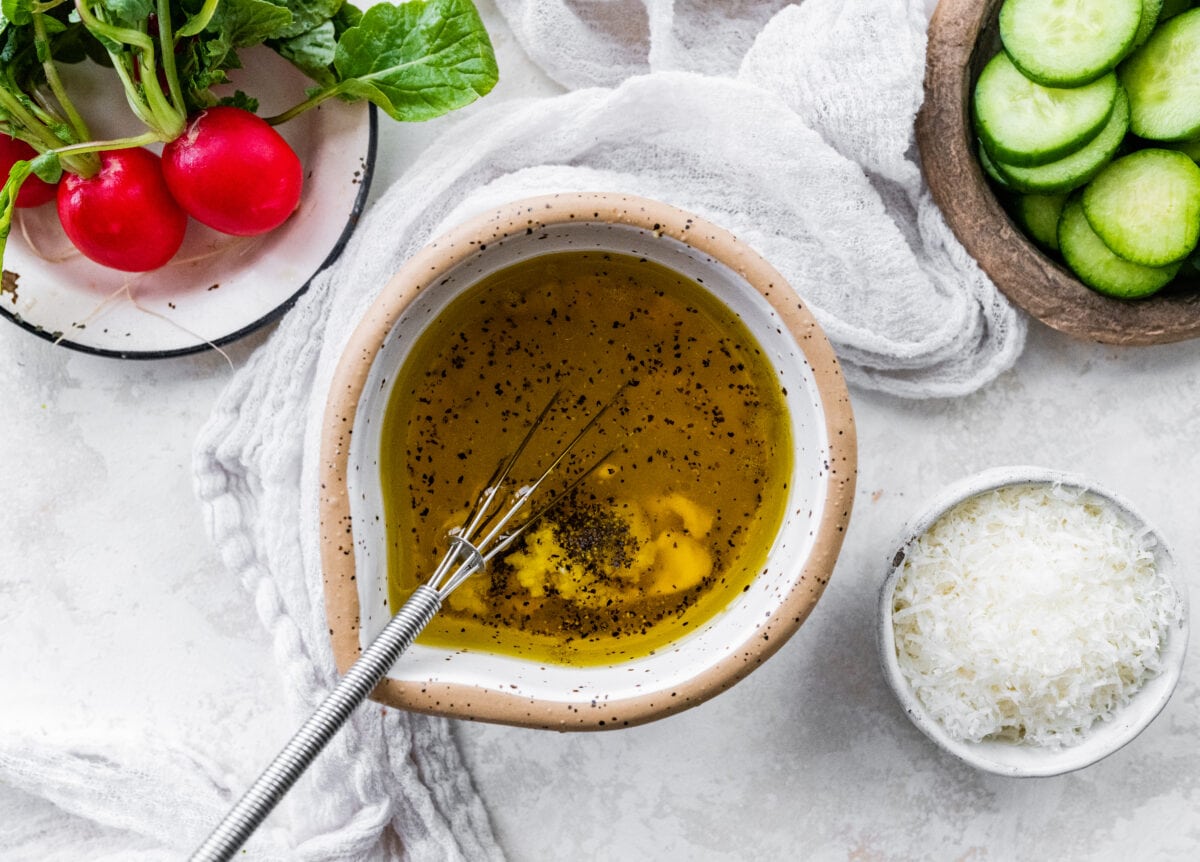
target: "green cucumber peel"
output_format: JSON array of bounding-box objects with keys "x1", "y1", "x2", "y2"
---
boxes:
[
  {"x1": 990, "y1": 88, "x2": 1131, "y2": 194},
  {"x1": 1059, "y1": 195, "x2": 1181, "y2": 298},
  {"x1": 1120, "y1": 8, "x2": 1200, "y2": 141},
  {"x1": 1000, "y1": 0, "x2": 1142, "y2": 88},
  {"x1": 974, "y1": 52, "x2": 1118, "y2": 167},
  {"x1": 1016, "y1": 192, "x2": 1067, "y2": 251},
  {"x1": 1082, "y1": 148, "x2": 1200, "y2": 266}
]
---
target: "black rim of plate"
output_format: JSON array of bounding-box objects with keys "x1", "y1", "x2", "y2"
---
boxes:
[{"x1": 0, "y1": 105, "x2": 379, "y2": 361}]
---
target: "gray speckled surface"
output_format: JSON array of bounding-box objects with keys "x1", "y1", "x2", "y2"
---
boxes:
[
  {"x1": 454, "y1": 324, "x2": 1200, "y2": 860},
  {"x1": 3, "y1": 2, "x2": 1198, "y2": 858}
]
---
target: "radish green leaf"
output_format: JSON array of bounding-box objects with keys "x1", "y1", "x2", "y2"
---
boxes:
[{"x1": 330, "y1": 0, "x2": 498, "y2": 122}]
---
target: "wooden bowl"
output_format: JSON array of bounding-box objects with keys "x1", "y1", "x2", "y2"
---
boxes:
[{"x1": 918, "y1": 0, "x2": 1200, "y2": 345}]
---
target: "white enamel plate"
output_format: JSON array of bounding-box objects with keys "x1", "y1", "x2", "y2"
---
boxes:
[{"x1": 0, "y1": 48, "x2": 375, "y2": 358}]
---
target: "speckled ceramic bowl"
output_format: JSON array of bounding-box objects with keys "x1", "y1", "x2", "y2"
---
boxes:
[
  {"x1": 878, "y1": 466, "x2": 1189, "y2": 776},
  {"x1": 320, "y1": 193, "x2": 856, "y2": 730}
]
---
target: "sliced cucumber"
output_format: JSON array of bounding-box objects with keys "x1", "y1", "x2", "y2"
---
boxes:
[
  {"x1": 1166, "y1": 137, "x2": 1200, "y2": 161},
  {"x1": 1160, "y1": 0, "x2": 1194, "y2": 20},
  {"x1": 1059, "y1": 196, "x2": 1181, "y2": 297},
  {"x1": 1134, "y1": 0, "x2": 1166, "y2": 49},
  {"x1": 1016, "y1": 193, "x2": 1068, "y2": 250},
  {"x1": 990, "y1": 88, "x2": 1130, "y2": 193},
  {"x1": 978, "y1": 144, "x2": 1013, "y2": 188},
  {"x1": 974, "y1": 53, "x2": 1118, "y2": 167},
  {"x1": 1119, "y1": 9, "x2": 1200, "y2": 141},
  {"x1": 1000, "y1": 0, "x2": 1143, "y2": 87},
  {"x1": 1082, "y1": 148, "x2": 1200, "y2": 265}
]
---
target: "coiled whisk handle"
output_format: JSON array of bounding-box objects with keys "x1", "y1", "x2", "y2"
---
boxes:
[{"x1": 190, "y1": 584, "x2": 443, "y2": 862}]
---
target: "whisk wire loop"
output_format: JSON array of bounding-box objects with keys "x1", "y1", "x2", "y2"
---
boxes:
[
  {"x1": 429, "y1": 534, "x2": 486, "y2": 596},
  {"x1": 456, "y1": 390, "x2": 565, "y2": 543}
]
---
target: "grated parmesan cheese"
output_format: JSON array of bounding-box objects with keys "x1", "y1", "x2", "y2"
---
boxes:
[{"x1": 891, "y1": 483, "x2": 1181, "y2": 748}]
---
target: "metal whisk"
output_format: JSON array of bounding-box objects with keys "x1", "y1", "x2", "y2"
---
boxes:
[{"x1": 191, "y1": 390, "x2": 616, "y2": 861}]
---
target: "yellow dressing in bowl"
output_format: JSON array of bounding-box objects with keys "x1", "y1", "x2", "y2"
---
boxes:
[{"x1": 380, "y1": 251, "x2": 792, "y2": 665}]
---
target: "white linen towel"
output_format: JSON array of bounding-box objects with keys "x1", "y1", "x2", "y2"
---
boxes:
[{"x1": 2, "y1": 1, "x2": 1025, "y2": 859}]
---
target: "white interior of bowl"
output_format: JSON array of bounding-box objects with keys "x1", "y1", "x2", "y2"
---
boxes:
[
  {"x1": 346, "y1": 221, "x2": 832, "y2": 703},
  {"x1": 878, "y1": 466, "x2": 1190, "y2": 778}
]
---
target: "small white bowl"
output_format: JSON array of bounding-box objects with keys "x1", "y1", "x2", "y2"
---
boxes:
[{"x1": 878, "y1": 466, "x2": 1189, "y2": 777}]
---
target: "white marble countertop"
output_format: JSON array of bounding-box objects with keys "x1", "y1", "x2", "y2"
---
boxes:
[{"x1": 4, "y1": 3, "x2": 1198, "y2": 860}]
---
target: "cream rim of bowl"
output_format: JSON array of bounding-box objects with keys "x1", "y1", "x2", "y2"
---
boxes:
[
  {"x1": 319, "y1": 193, "x2": 857, "y2": 730},
  {"x1": 877, "y1": 466, "x2": 1190, "y2": 777}
]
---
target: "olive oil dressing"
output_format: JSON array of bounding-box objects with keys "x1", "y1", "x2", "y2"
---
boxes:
[{"x1": 380, "y1": 251, "x2": 792, "y2": 665}]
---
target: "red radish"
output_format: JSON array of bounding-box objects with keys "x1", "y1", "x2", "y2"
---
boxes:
[
  {"x1": 0, "y1": 135, "x2": 58, "y2": 207},
  {"x1": 56, "y1": 148, "x2": 187, "y2": 272},
  {"x1": 162, "y1": 107, "x2": 303, "y2": 236}
]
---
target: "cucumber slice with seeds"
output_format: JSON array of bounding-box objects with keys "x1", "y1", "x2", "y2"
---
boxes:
[
  {"x1": 1082, "y1": 148, "x2": 1200, "y2": 265},
  {"x1": 990, "y1": 88, "x2": 1130, "y2": 193},
  {"x1": 1119, "y1": 9, "x2": 1200, "y2": 141},
  {"x1": 1059, "y1": 196, "x2": 1181, "y2": 298},
  {"x1": 1000, "y1": 0, "x2": 1143, "y2": 87},
  {"x1": 1017, "y1": 193, "x2": 1068, "y2": 250},
  {"x1": 974, "y1": 52, "x2": 1117, "y2": 167}
]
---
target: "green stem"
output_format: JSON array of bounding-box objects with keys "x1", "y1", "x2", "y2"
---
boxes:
[
  {"x1": 0, "y1": 162, "x2": 35, "y2": 255},
  {"x1": 139, "y1": 52, "x2": 184, "y2": 138},
  {"x1": 0, "y1": 127, "x2": 44, "y2": 150},
  {"x1": 28, "y1": 90, "x2": 70, "y2": 131},
  {"x1": 73, "y1": 2, "x2": 154, "y2": 129},
  {"x1": 264, "y1": 84, "x2": 345, "y2": 126},
  {"x1": 0, "y1": 88, "x2": 98, "y2": 176},
  {"x1": 106, "y1": 50, "x2": 156, "y2": 129},
  {"x1": 73, "y1": 1, "x2": 156, "y2": 55},
  {"x1": 51, "y1": 130, "x2": 164, "y2": 158},
  {"x1": 176, "y1": 0, "x2": 220, "y2": 39},
  {"x1": 74, "y1": 0, "x2": 184, "y2": 139},
  {"x1": 0, "y1": 88, "x2": 66, "y2": 153},
  {"x1": 155, "y1": 0, "x2": 186, "y2": 118},
  {"x1": 32, "y1": 12, "x2": 91, "y2": 142},
  {"x1": 54, "y1": 150, "x2": 99, "y2": 178}
]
